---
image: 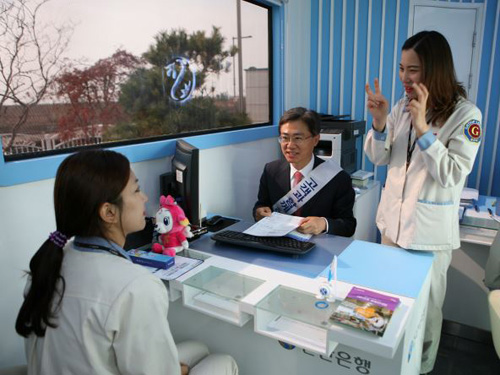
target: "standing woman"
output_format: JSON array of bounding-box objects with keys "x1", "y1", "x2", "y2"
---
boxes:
[
  {"x1": 364, "y1": 31, "x2": 482, "y2": 374},
  {"x1": 15, "y1": 149, "x2": 238, "y2": 375}
]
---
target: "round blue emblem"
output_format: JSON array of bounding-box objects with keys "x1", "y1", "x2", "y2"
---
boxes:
[
  {"x1": 463, "y1": 120, "x2": 481, "y2": 143},
  {"x1": 278, "y1": 340, "x2": 296, "y2": 350},
  {"x1": 315, "y1": 301, "x2": 329, "y2": 309}
]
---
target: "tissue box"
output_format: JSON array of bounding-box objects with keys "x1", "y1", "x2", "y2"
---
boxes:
[{"x1": 128, "y1": 250, "x2": 175, "y2": 269}]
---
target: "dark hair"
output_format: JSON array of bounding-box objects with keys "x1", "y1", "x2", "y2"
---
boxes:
[
  {"x1": 402, "y1": 30, "x2": 466, "y2": 126},
  {"x1": 279, "y1": 107, "x2": 321, "y2": 136},
  {"x1": 16, "y1": 149, "x2": 130, "y2": 337}
]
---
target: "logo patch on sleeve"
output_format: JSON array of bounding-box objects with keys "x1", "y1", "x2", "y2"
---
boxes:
[{"x1": 463, "y1": 120, "x2": 481, "y2": 143}]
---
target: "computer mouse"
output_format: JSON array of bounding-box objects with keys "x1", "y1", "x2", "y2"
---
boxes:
[{"x1": 206, "y1": 215, "x2": 223, "y2": 226}]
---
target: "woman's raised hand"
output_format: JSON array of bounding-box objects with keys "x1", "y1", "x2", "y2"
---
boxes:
[
  {"x1": 407, "y1": 82, "x2": 430, "y2": 137},
  {"x1": 365, "y1": 78, "x2": 389, "y2": 131}
]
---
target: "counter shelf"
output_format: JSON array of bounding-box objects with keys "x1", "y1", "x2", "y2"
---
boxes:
[
  {"x1": 461, "y1": 218, "x2": 499, "y2": 231},
  {"x1": 182, "y1": 266, "x2": 264, "y2": 326},
  {"x1": 255, "y1": 285, "x2": 340, "y2": 355},
  {"x1": 161, "y1": 249, "x2": 212, "y2": 302}
]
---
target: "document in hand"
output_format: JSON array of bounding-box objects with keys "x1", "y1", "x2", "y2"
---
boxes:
[{"x1": 243, "y1": 212, "x2": 303, "y2": 237}]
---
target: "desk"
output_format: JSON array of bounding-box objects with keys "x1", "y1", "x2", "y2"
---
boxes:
[
  {"x1": 166, "y1": 224, "x2": 433, "y2": 375},
  {"x1": 443, "y1": 218, "x2": 498, "y2": 331}
]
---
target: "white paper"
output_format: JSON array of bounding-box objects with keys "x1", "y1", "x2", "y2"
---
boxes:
[
  {"x1": 244, "y1": 212, "x2": 303, "y2": 237},
  {"x1": 461, "y1": 187, "x2": 479, "y2": 202},
  {"x1": 464, "y1": 208, "x2": 491, "y2": 220},
  {"x1": 151, "y1": 255, "x2": 203, "y2": 280},
  {"x1": 351, "y1": 170, "x2": 374, "y2": 180}
]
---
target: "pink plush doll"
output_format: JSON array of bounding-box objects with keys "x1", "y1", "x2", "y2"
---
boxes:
[{"x1": 151, "y1": 195, "x2": 193, "y2": 256}]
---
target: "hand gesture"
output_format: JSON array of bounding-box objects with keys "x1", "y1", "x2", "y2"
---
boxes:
[
  {"x1": 297, "y1": 216, "x2": 326, "y2": 235},
  {"x1": 365, "y1": 78, "x2": 389, "y2": 131},
  {"x1": 255, "y1": 206, "x2": 272, "y2": 221},
  {"x1": 181, "y1": 363, "x2": 190, "y2": 375},
  {"x1": 407, "y1": 82, "x2": 430, "y2": 137}
]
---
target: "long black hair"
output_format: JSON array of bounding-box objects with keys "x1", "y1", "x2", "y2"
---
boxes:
[
  {"x1": 16, "y1": 149, "x2": 130, "y2": 337},
  {"x1": 403, "y1": 30, "x2": 467, "y2": 126},
  {"x1": 279, "y1": 107, "x2": 321, "y2": 136}
]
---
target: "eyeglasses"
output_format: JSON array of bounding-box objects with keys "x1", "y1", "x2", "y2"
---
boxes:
[{"x1": 278, "y1": 135, "x2": 313, "y2": 145}]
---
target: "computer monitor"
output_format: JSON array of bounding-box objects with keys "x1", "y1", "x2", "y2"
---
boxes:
[{"x1": 160, "y1": 139, "x2": 200, "y2": 226}]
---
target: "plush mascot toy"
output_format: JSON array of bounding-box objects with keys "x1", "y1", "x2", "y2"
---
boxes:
[{"x1": 152, "y1": 195, "x2": 193, "y2": 256}]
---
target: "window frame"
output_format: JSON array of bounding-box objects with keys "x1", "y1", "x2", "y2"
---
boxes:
[{"x1": 0, "y1": 0, "x2": 284, "y2": 187}]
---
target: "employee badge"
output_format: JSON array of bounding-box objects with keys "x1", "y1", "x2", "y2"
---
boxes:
[{"x1": 463, "y1": 120, "x2": 481, "y2": 143}]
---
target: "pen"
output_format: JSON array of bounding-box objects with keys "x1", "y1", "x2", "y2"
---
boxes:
[{"x1": 332, "y1": 255, "x2": 337, "y2": 299}]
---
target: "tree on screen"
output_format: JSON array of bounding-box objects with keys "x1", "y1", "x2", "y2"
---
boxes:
[
  {"x1": 109, "y1": 26, "x2": 249, "y2": 141},
  {"x1": 53, "y1": 50, "x2": 142, "y2": 141},
  {"x1": 0, "y1": 0, "x2": 72, "y2": 153}
]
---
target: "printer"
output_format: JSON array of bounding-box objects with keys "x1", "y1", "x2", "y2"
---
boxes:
[{"x1": 314, "y1": 114, "x2": 366, "y2": 174}]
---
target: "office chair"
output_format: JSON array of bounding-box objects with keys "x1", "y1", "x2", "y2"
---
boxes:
[
  {"x1": 0, "y1": 365, "x2": 27, "y2": 375},
  {"x1": 486, "y1": 229, "x2": 500, "y2": 358},
  {"x1": 489, "y1": 290, "x2": 500, "y2": 358},
  {"x1": 485, "y1": 229, "x2": 500, "y2": 290}
]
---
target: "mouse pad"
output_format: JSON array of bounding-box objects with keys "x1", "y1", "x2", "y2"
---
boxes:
[{"x1": 206, "y1": 218, "x2": 240, "y2": 232}]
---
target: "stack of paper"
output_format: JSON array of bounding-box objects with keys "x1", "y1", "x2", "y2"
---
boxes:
[
  {"x1": 243, "y1": 212, "x2": 313, "y2": 241},
  {"x1": 351, "y1": 170, "x2": 374, "y2": 188},
  {"x1": 462, "y1": 195, "x2": 500, "y2": 228},
  {"x1": 244, "y1": 212, "x2": 303, "y2": 237},
  {"x1": 461, "y1": 187, "x2": 479, "y2": 208}
]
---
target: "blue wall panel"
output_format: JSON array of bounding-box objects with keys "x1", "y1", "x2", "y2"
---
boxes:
[
  {"x1": 354, "y1": 2, "x2": 369, "y2": 121},
  {"x1": 320, "y1": 0, "x2": 332, "y2": 113},
  {"x1": 341, "y1": 0, "x2": 355, "y2": 116},
  {"x1": 483, "y1": 20, "x2": 500, "y2": 196},
  {"x1": 330, "y1": 0, "x2": 343, "y2": 115},
  {"x1": 309, "y1": 0, "x2": 320, "y2": 110},
  {"x1": 364, "y1": 0, "x2": 384, "y2": 175},
  {"x1": 470, "y1": 0, "x2": 495, "y2": 191}
]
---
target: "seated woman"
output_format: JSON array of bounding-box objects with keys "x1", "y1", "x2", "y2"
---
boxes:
[{"x1": 15, "y1": 149, "x2": 238, "y2": 375}]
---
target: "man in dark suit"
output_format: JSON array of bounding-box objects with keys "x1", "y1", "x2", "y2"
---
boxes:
[{"x1": 253, "y1": 107, "x2": 356, "y2": 237}]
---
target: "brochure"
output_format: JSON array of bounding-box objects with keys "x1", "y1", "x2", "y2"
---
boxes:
[
  {"x1": 329, "y1": 286, "x2": 400, "y2": 337},
  {"x1": 149, "y1": 255, "x2": 203, "y2": 281}
]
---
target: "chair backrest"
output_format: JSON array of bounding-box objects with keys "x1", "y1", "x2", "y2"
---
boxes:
[
  {"x1": 488, "y1": 290, "x2": 500, "y2": 358},
  {"x1": 485, "y1": 230, "x2": 500, "y2": 290}
]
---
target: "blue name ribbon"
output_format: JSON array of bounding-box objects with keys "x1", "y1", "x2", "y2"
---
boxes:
[{"x1": 273, "y1": 159, "x2": 342, "y2": 215}]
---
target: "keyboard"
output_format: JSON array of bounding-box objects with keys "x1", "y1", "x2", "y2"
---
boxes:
[{"x1": 211, "y1": 230, "x2": 315, "y2": 255}]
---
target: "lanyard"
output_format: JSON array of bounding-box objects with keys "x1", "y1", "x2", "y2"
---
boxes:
[
  {"x1": 406, "y1": 122, "x2": 417, "y2": 170},
  {"x1": 73, "y1": 241, "x2": 128, "y2": 259}
]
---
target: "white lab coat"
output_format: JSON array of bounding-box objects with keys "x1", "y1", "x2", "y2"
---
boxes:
[
  {"x1": 25, "y1": 241, "x2": 181, "y2": 375},
  {"x1": 365, "y1": 97, "x2": 482, "y2": 250}
]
